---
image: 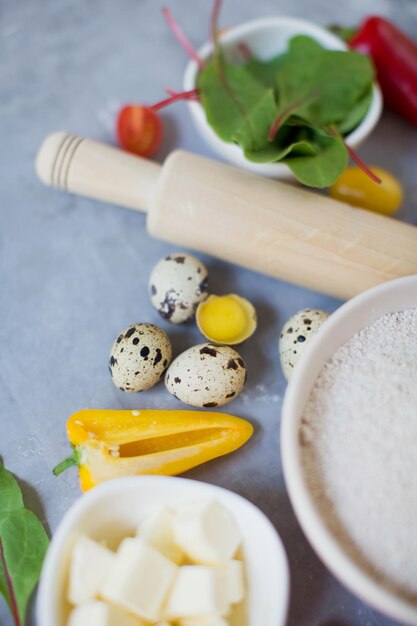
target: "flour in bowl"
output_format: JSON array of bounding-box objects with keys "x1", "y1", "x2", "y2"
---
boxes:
[{"x1": 301, "y1": 308, "x2": 417, "y2": 602}]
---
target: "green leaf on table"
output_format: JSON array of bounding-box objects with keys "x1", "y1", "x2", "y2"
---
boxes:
[
  {"x1": 0, "y1": 463, "x2": 24, "y2": 517},
  {"x1": 273, "y1": 35, "x2": 374, "y2": 128},
  {"x1": 0, "y1": 462, "x2": 49, "y2": 626}
]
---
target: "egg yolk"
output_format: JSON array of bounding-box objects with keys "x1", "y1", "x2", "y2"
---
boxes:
[{"x1": 199, "y1": 296, "x2": 248, "y2": 342}]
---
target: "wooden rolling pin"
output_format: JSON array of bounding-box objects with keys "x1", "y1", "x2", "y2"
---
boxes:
[{"x1": 36, "y1": 131, "x2": 417, "y2": 300}]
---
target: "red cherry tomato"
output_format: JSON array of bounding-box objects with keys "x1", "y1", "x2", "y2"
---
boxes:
[{"x1": 116, "y1": 105, "x2": 163, "y2": 157}]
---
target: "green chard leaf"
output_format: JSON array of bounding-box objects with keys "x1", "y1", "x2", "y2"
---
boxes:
[
  {"x1": 273, "y1": 35, "x2": 374, "y2": 128},
  {"x1": 283, "y1": 130, "x2": 348, "y2": 188},
  {"x1": 197, "y1": 34, "x2": 374, "y2": 187},
  {"x1": 337, "y1": 85, "x2": 373, "y2": 134},
  {"x1": 244, "y1": 123, "x2": 318, "y2": 163},
  {"x1": 0, "y1": 463, "x2": 24, "y2": 517},
  {"x1": 243, "y1": 54, "x2": 285, "y2": 87},
  {"x1": 198, "y1": 57, "x2": 278, "y2": 152},
  {"x1": 245, "y1": 124, "x2": 347, "y2": 187},
  {"x1": 244, "y1": 138, "x2": 316, "y2": 163},
  {"x1": 0, "y1": 462, "x2": 49, "y2": 626}
]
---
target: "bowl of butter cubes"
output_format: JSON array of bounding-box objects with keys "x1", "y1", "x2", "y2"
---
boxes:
[{"x1": 37, "y1": 475, "x2": 289, "y2": 626}]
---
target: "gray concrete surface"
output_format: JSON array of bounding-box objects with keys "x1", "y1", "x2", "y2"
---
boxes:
[{"x1": 1, "y1": 0, "x2": 417, "y2": 624}]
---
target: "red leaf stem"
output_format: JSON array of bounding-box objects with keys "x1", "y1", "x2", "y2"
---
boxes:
[
  {"x1": 150, "y1": 89, "x2": 200, "y2": 112},
  {"x1": 269, "y1": 103, "x2": 300, "y2": 140},
  {"x1": 328, "y1": 126, "x2": 382, "y2": 184},
  {"x1": 210, "y1": 0, "x2": 223, "y2": 46},
  {"x1": 238, "y1": 42, "x2": 253, "y2": 61},
  {"x1": 268, "y1": 90, "x2": 320, "y2": 140},
  {"x1": 209, "y1": 0, "x2": 247, "y2": 119},
  {"x1": 345, "y1": 143, "x2": 382, "y2": 184},
  {"x1": 162, "y1": 7, "x2": 205, "y2": 69},
  {"x1": 0, "y1": 537, "x2": 21, "y2": 626}
]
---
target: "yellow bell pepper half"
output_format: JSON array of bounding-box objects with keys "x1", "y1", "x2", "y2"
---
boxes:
[{"x1": 53, "y1": 409, "x2": 254, "y2": 491}]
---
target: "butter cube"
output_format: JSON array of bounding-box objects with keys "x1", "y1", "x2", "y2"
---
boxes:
[
  {"x1": 173, "y1": 500, "x2": 241, "y2": 565},
  {"x1": 101, "y1": 538, "x2": 177, "y2": 622},
  {"x1": 223, "y1": 560, "x2": 244, "y2": 604},
  {"x1": 165, "y1": 565, "x2": 230, "y2": 619},
  {"x1": 68, "y1": 536, "x2": 114, "y2": 605},
  {"x1": 137, "y1": 506, "x2": 183, "y2": 563},
  {"x1": 67, "y1": 600, "x2": 142, "y2": 626}
]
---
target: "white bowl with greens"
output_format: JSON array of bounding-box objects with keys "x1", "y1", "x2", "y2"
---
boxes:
[{"x1": 183, "y1": 16, "x2": 382, "y2": 187}]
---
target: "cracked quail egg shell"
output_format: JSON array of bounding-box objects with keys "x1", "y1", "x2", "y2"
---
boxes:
[
  {"x1": 165, "y1": 343, "x2": 247, "y2": 408},
  {"x1": 109, "y1": 323, "x2": 172, "y2": 392},
  {"x1": 279, "y1": 309, "x2": 329, "y2": 381},
  {"x1": 196, "y1": 294, "x2": 257, "y2": 345},
  {"x1": 149, "y1": 253, "x2": 209, "y2": 324}
]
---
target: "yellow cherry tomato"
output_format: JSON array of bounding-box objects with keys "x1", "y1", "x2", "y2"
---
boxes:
[{"x1": 330, "y1": 167, "x2": 403, "y2": 216}]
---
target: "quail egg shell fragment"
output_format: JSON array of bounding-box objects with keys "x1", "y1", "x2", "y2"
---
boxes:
[
  {"x1": 196, "y1": 294, "x2": 257, "y2": 345},
  {"x1": 149, "y1": 253, "x2": 209, "y2": 324},
  {"x1": 165, "y1": 344, "x2": 247, "y2": 408},
  {"x1": 279, "y1": 309, "x2": 329, "y2": 381},
  {"x1": 110, "y1": 323, "x2": 172, "y2": 392}
]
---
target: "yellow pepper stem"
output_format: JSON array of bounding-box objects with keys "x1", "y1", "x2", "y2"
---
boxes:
[{"x1": 53, "y1": 447, "x2": 81, "y2": 477}]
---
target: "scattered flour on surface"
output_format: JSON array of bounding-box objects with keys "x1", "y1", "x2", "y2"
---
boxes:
[{"x1": 301, "y1": 309, "x2": 417, "y2": 602}]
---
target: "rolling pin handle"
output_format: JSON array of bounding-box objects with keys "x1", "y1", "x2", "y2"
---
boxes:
[
  {"x1": 35, "y1": 132, "x2": 161, "y2": 214},
  {"x1": 36, "y1": 131, "x2": 83, "y2": 190}
]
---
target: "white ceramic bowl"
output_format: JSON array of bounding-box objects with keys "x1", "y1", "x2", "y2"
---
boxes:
[
  {"x1": 183, "y1": 16, "x2": 382, "y2": 179},
  {"x1": 281, "y1": 275, "x2": 417, "y2": 624},
  {"x1": 37, "y1": 475, "x2": 289, "y2": 626}
]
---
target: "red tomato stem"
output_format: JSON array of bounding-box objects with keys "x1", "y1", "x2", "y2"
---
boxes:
[
  {"x1": 165, "y1": 88, "x2": 200, "y2": 102},
  {"x1": 150, "y1": 89, "x2": 200, "y2": 112},
  {"x1": 162, "y1": 7, "x2": 205, "y2": 69}
]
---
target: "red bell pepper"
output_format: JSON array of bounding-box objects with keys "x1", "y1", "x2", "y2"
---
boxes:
[{"x1": 348, "y1": 16, "x2": 417, "y2": 127}]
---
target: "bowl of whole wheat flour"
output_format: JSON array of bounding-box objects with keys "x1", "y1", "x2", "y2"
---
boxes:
[{"x1": 281, "y1": 275, "x2": 417, "y2": 625}]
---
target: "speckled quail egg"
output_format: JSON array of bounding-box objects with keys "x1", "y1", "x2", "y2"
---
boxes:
[
  {"x1": 279, "y1": 309, "x2": 329, "y2": 381},
  {"x1": 165, "y1": 343, "x2": 247, "y2": 408},
  {"x1": 149, "y1": 253, "x2": 209, "y2": 324},
  {"x1": 109, "y1": 323, "x2": 172, "y2": 392}
]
